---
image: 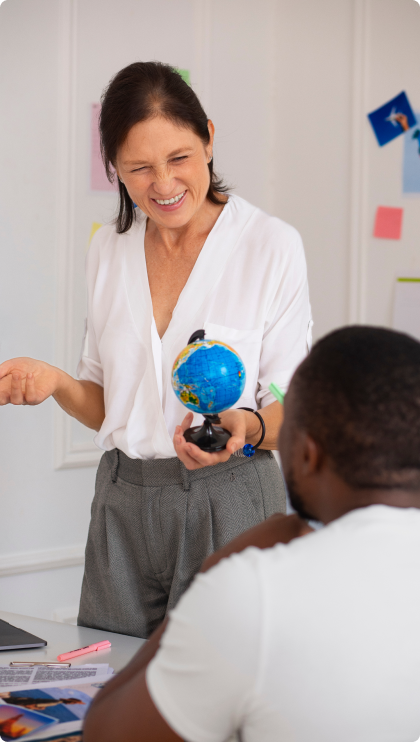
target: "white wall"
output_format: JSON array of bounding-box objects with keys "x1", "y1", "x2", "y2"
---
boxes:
[
  {"x1": 272, "y1": 0, "x2": 354, "y2": 338},
  {"x1": 360, "y1": 0, "x2": 420, "y2": 326},
  {"x1": 0, "y1": 0, "x2": 95, "y2": 621},
  {"x1": 0, "y1": 0, "x2": 419, "y2": 621}
]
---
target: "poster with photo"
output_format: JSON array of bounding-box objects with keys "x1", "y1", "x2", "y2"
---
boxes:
[{"x1": 368, "y1": 91, "x2": 417, "y2": 146}]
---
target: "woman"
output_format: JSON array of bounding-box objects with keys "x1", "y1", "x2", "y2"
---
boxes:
[{"x1": 0, "y1": 62, "x2": 312, "y2": 639}]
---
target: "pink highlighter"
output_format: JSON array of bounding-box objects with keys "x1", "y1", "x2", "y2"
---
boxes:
[{"x1": 57, "y1": 640, "x2": 111, "y2": 662}]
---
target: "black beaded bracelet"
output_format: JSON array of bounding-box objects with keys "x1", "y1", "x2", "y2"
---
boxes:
[{"x1": 238, "y1": 407, "x2": 266, "y2": 458}]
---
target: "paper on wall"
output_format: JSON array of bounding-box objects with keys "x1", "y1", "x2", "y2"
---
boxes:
[
  {"x1": 392, "y1": 277, "x2": 420, "y2": 342},
  {"x1": 87, "y1": 221, "x2": 102, "y2": 251},
  {"x1": 367, "y1": 91, "x2": 417, "y2": 147},
  {"x1": 403, "y1": 112, "x2": 420, "y2": 193},
  {"x1": 373, "y1": 206, "x2": 404, "y2": 240},
  {"x1": 176, "y1": 68, "x2": 190, "y2": 85}
]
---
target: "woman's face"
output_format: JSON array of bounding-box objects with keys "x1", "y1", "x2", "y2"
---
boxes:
[{"x1": 115, "y1": 116, "x2": 214, "y2": 229}]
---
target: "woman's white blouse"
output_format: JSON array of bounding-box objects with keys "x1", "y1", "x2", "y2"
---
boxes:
[{"x1": 78, "y1": 194, "x2": 313, "y2": 459}]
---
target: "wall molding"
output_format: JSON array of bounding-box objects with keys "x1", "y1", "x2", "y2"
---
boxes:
[
  {"x1": 0, "y1": 544, "x2": 85, "y2": 578},
  {"x1": 54, "y1": 0, "x2": 102, "y2": 469},
  {"x1": 348, "y1": 0, "x2": 370, "y2": 324}
]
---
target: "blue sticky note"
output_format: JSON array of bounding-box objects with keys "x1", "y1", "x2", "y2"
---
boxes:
[
  {"x1": 368, "y1": 91, "x2": 417, "y2": 147},
  {"x1": 403, "y1": 113, "x2": 420, "y2": 193}
]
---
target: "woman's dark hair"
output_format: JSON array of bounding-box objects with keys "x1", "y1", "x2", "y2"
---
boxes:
[{"x1": 99, "y1": 61, "x2": 229, "y2": 233}]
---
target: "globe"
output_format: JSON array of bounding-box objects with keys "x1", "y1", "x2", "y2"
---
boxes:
[{"x1": 172, "y1": 338, "x2": 246, "y2": 416}]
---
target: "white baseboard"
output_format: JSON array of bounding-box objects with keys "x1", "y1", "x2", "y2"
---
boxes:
[{"x1": 0, "y1": 544, "x2": 85, "y2": 578}]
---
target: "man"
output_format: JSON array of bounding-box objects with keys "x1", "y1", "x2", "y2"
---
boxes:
[{"x1": 84, "y1": 326, "x2": 420, "y2": 742}]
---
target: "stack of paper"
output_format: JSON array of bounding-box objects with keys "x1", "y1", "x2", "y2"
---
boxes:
[{"x1": 0, "y1": 663, "x2": 113, "y2": 688}]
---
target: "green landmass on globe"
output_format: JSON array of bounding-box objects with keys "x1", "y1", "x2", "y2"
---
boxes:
[{"x1": 171, "y1": 339, "x2": 246, "y2": 415}]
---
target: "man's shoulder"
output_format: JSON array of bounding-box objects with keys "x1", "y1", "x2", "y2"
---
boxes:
[
  {"x1": 258, "y1": 505, "x2": 420, "y2": 583},
  {"x1": 193, "y1": 546, "x2": 265, "y2": 606}
]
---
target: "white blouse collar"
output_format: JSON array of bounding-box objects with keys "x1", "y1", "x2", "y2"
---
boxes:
[{"x1": 123, "y1": 195, "x2": 257, "y2": 359}]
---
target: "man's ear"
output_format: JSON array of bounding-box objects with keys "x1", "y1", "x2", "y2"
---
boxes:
[{"x1": 299, "y1": 432, "x2": 324, "y2": 476}]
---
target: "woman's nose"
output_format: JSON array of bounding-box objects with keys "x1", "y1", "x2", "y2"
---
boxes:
[{"x1": 153, "y1": 167, "x2": 175, "y2": 195}]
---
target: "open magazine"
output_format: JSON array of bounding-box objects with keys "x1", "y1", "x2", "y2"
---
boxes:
[{"x1": 0, "y1": 674, "x2": 111, "y2": 741}]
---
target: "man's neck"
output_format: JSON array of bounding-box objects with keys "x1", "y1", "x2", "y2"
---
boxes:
[{"x1": 320, "y1": 474, "x2": 420, "y2": 525}]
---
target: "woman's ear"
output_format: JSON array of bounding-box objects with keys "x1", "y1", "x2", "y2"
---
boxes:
[{"x1": 207, "y1": 119, "x2": 215, "y2": 157}]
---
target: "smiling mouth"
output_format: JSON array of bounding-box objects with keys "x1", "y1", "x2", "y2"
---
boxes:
[{"x1": 153, "y1": 191, "x2": 186, "y2": 205}]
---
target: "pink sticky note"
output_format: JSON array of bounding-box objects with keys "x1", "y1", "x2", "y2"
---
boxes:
[
  {"x1": 373, "y1": 206, "x2": 403, "y2": 240},
  {"x1": 91, "y1": 103, "x2": 118, "y2": 191}
]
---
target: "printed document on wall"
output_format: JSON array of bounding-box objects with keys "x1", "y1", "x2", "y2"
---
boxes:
[
  {"x1": 403, "y1": 113, "x2": 420, "y2": 193},
  {"x1": 392, "y1": 278, "x2": 420, "y2": 341}
]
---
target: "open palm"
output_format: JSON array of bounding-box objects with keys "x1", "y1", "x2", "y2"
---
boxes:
[{"x1": 0, "y1": 357, "x2": 60, "y2": 406}]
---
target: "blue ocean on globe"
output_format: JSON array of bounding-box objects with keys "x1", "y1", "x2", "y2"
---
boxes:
[{"x1": 172, "y1": 340, "x2": 246, "y2": 415}]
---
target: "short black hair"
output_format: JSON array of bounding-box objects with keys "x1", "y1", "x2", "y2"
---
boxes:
[{"x1": 292, "y1": 326, "x2": 420, "y2": 490}]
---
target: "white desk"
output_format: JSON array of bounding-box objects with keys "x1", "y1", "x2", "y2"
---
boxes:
[{"x1": 0, "y1": 610, "x2": 145, "y2": 672}]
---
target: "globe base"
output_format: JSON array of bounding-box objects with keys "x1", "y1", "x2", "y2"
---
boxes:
[{"x1": 184, "y1": 415, "x2": 231, "y2": 452}]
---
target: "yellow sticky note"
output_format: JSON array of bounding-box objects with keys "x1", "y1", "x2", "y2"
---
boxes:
[{"x1": 87, "y1": 222, "x2": 102, "y2": 251}]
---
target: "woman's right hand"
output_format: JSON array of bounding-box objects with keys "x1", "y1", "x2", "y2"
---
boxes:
[{"x1": 0, "y1": 357, "x2": 61, "y2": 406}]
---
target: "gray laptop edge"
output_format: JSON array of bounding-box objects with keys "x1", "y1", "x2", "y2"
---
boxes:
[{"x1": 0, "y1": 619, "x2": 47, "y2": 651}]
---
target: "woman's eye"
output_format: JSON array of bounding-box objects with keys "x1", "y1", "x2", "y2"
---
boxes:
[
  {"x1": 172, "y1": 156, "x2": 187, "y2": 163},
  {"x1": 132, "y1": 166, "x2": 147, "y2": 173}
]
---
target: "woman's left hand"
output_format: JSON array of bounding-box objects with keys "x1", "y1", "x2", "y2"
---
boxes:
[{"x1": 174, "y1": 409, "x2": 252, "y2": 470}]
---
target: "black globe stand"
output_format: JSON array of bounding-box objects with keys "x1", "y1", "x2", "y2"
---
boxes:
[{"x1": 184, "y1": 414, "x2": 231, "y2": 452}]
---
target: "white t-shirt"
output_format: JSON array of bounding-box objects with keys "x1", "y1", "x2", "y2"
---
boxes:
[
  {"x1": 77, "y1": 194, "x2": 312, "y2": 459},
  {"x1": 147, "y1": 505, "x2": 420, "y2": 742}
]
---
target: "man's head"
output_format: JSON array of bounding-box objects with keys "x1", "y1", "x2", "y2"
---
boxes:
[{"x1": 279, "y1": 326, "x2": 420, "y2": 523}]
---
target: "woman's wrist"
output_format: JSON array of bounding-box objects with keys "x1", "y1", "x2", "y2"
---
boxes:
[
  {"x1": 219, "y1": 408, "x2": 261, "y2": 446},
  {"x1": 243, "y1": 409, "x2": 263, "y2": 445},
  {"x1": 52, "y1": 368, "x2": 74, "y2": 399}
]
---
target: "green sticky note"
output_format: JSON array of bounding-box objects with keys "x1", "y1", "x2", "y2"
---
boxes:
[
  {"x1": 269, "y1": 382, "x2": 285, "y2": 405},
  {"x1": 176, "y1": 68, "x2": 190, "y2": 86}
]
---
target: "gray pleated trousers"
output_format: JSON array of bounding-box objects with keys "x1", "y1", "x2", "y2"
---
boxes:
[{"x1": 78, "y1": 448, "x2": 286, "y2": 639}]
